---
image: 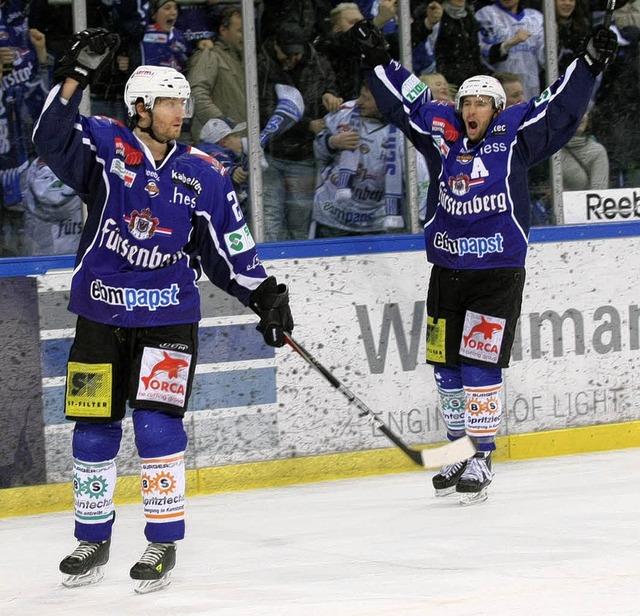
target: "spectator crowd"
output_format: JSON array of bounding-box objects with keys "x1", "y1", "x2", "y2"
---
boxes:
[{"x1": 0, "y1": 0, "x2": 635, "y2": 255}]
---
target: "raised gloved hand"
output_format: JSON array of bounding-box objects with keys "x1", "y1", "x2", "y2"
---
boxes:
[
  {"x1": 348, "y1": 19, "x2": 392, "y2": 68},
  {"x1": 582, "y1": 26, "x2": 617, "y2": 76},
  {"x1": 249, "y1": 276, "x2": 294, "y2": 347},
  {"x1": 54, "y1": 28, "x2": 120, "y2": 89}
]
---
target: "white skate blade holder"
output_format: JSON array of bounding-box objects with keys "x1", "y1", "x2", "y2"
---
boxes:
[
  {"x1": 134, "y1": 573, "x2": 173, "y2": 595},
  {"x1": 61, "y1": 566, "x2": 106, "y2": 588},
  {"x1": 420, "y1": 436, "x2": 476, "y2": 468}
]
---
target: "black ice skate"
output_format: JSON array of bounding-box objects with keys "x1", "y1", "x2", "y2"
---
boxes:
[
  {"x1": 456, "y1": 452, "x2": 493, "y2": 506},
  {"x1": 130, "y1": 542, "x2": 176, "y2": 594},
  {"x1": 432, "y1": 460, "x2": 468, "y2": 497},
  {"x1": 59, "y1": 539, "x2": 111, "y2": 588}
]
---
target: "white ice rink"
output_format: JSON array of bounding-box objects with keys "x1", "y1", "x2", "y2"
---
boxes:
[{"x1": 1, "y1": 448, "x2": 639, "y2": 616}]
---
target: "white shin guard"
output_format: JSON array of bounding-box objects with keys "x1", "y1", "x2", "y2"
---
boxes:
[
  {"x1": 73, "y1": 458, "x2": 117, "y2": 527},
  {"x1": 140, "y1": 452, "x2": 186, "y2": 526},
  {"x1": 464, "y1": 383, "x2": 503, "y2": 445},
  {"x1": 437, "y1": 386, "x2": 466, "y2": 440}
]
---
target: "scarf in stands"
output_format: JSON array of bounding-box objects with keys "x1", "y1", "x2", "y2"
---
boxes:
[{"x1": 334, "y1": 106, "x2": 403, "y2": 216}]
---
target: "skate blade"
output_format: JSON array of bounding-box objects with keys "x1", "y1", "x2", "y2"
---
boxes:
[
  {"x1": 133, "y1": 573, "x2": 172, "y2": 595},
  {"x1": 459, "y1": 488, "x2": 489, "y2": 506},
  {"x1": 434, "y1": 486, "x2": 457, "y2": 498},
  {"x1": 61, "y1": 566, "x2": 105, "y2": 588}
]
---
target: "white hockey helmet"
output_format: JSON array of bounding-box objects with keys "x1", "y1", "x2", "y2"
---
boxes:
[
  {"x1": 454, "y1": 75, "x2": 506, "y2": 113},
  {"x1": 124, "y1": 65, "x2": 193, "y2": 117}
]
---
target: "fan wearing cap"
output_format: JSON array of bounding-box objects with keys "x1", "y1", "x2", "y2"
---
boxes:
[
  {"x1": 141, "y1": 0, "x2": 189, "y2": 73},
  {"x1": 273, "y1": 22, "x2": 307, "y2": 70},
  {"x1": 187, "y1": 7, "x2": 246, "y2": 144},
  {"x1": 33, "y1": 30, "x2": 294, "y2": 591},
  {"x1": 199, "y1": 118, "x2": 249, "y2": 214}
]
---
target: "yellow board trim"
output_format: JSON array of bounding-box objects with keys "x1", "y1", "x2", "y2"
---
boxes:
[{"x1": 2, "y1": 421, "x2": 640, "y2": 519}]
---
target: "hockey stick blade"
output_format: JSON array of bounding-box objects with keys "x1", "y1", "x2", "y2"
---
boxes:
[{"x1": 419, "y1": 436, "x2": 476, "y2": 468}]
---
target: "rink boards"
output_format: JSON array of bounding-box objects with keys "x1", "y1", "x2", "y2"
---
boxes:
[{"x1": 2, "y1": 225, "x2": 640, "y2": 515}]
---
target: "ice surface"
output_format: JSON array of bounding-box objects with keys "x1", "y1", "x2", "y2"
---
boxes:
[{"x1": 1, "y1": 449, "x2": 639, "y2": 615}]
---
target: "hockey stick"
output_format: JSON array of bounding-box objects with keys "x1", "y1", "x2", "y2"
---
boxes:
[
  {"x1": 280, "y1": 332, "x2": 476, "y2": 468},
  {"x1": 603, "y1": 0, "x2": 616, "y2": 28}
]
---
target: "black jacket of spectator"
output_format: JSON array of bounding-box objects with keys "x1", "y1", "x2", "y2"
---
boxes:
[
  {"x1": 257, "y1": 37, "x2": 340, "y2": 161},
  {"x1": 413, "y1": 3, "x2": 487, "y2": 86},
  {"x1": 314, "y1": 29, "x2": 363, "y2": 101}
]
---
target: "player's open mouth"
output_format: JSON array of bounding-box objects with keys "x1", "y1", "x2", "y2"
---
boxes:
[{"x1": 468, "y1": 121, "x2": 478, "y2": 130}]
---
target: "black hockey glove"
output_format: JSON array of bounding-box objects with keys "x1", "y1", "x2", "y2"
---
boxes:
[
  {"x1": 349, "y1": 19, "x2": 392, "y2": 68},
  {"x1": 249, "y1": 276, "x2": 294, "y2": 348},
  {"x1": 582, "y1": 26, "x2": 618, "y2": 76},
  {"x1": 54, "y1": 28, "x2": 120, "y2": 89}
]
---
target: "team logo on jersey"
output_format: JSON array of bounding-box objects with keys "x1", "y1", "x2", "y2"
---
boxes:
[
  {"x1": 122, "y1": 209, "x2": 173, "y2": 239},
  {"x1": 534, "y1": 87, "x2": 551, "y2": 107},
  {"x1": 128, "y1": 208, "x2": 159, "y2": 239},
  {"x1": 456, "y1": 153, "x2": 474, "y2": 164},
  {"x1": 459, "y1": 312, "x2": 505, "y2": 363},
  {"x1": 114, "y1": 138, "x2": 143, "y2": 165},
  {"x1": 145, "y1": 180, "x2": 160, "y2": 198},
  {"x1": 110, "y1": 159, "x2": 137, "y2": 187},
  {"x1": 143, "y1": 31, "x2": 168, "y2": 44},
  {"x1": 433, "y1": 135, "x2": 450, "y2": 158},
  {"x1": 171, "y1": 169, "x2": 202, "y2": 195},
  {"x1": 432, "y1": 117, "x2": 461, "y2": 142},
  {"x1": 401, "y1": 74, "x2": 427, "y2": 102},
  {"x1": 224, "y1": 224, "x2": 256, "y2": 255},
  {"x1": 448, "y1": 173, "x2": 485, "y2": 196}
]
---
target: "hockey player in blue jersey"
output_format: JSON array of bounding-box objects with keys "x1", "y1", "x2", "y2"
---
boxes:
[
  {"x1": 33, "y1": 28, "x2": 293, "y2": 592},
  {"x1": 350, "y1": 21, "x2": 617, "y2": 505}
]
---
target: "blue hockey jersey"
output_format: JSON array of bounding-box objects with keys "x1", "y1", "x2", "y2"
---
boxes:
[
  {"x1": 366, "y1": 58, "x2": 596, "y2": 270},
  {"x1": 33, "y1": 84, "x2": 269, "y2": 328}
]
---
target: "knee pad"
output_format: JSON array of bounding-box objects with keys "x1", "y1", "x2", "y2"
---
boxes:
[
  {"x1": 72, "y1": 421, "x2": 122, "y2": 462},
  {"x1": 132, "y1": 409, "x2": 187, "y2": 459},
  {"x1": 460, "y1": 363, "x2": 502, "y2": 387}
]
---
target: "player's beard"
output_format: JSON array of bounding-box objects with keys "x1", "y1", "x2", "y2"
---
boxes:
[{"x1": 152, "y1": 118, "x2": 183, "y2": 143}]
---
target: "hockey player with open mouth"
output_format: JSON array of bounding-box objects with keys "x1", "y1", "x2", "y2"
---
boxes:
[
  {"x1": 350, "y1": 18, "x2": 618, "y2": 505},
  {"x1": 33, "y1": 28, "x2": 293, "y2": 593}
]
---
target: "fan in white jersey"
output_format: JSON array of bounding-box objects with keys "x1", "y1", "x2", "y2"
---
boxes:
[{"x1": 311, "y1": 82, "x2": 429, "y2": 237}]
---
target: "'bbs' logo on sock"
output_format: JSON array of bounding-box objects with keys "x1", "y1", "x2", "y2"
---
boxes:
[{"x1": 141, "y1": 471, "x2": 177, "y2": 495}]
